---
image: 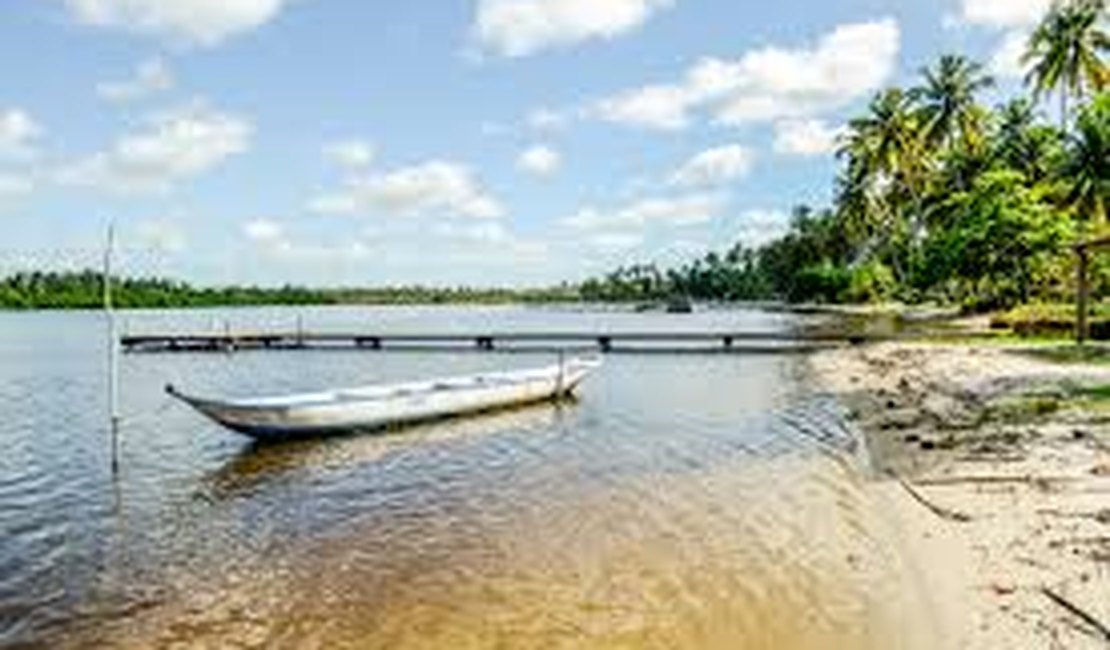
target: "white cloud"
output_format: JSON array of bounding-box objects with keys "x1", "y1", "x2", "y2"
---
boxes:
[
  {"x1": 958, "y1": 0, "x2": 1051, "y2": 28},
  {"x1": 243, "y1": 218, "x2": 283, "y2": 242},
  {"x1": 526, "y1": 107, "x2": 572, "y2": 131},
  {"x1": 596, "y1": 84, "x2": 694, "y2": 130},
  {"x1": 62, "y1": 0, "x2": 296, "y2": 46},
  {"x1": 56, "y1": 103, "x2": 253, "y2": 194},
  {"x1": 0, "y1": 109, "x2": 44, "y2": 157},
  {"x1": 323, "y1": 140, "x2": 375, "y2": 168},
  {"x1": 955, "y1": 0, "x2": 1050, "y2": 81},
  {"x1": 0, "y1": 173, "x2": 34, "y2": 199},
  {"x1": 714, "y1": 19, "x2": 900, "y2": 125},
  {"x1": 734, "y1": 209, "x2": 790, "y2": 247},
  {"x1": 310, "y1": 160, "x2": 505, "y2": 219},
  {"x1": 563, "y1": 194, "x2": 726, "y2": 231},
  {"x1": 671, "y1": 144, "x2": 754, "y2": 187},
  {"x1": 773, "y1": 119, "x2": 843, "y2": 156},
  {"x1": 479, "y1": 121, "x2": 512, "y2": 137},
  {"x1": 473, "y1": 0, "x2": 674, "y2": 58},
  {"x1": 434, "y1": 221, "x2": 512, "y2": 244},
  {"x1": 595, "y1": 18, "x2": 900, "y2": 130},
  {"x1": 241, "y1": 217, "x2": 374, "y2": 261},
  {"x1": 587, "y1": 232, "x2": 644, "y2": 250},
  {"x1": 517, "y1": 144, "x2": 561, "y2": 176},
  {"x1": 275, "y1": 240, "x2": 372, "y2": 262},
  {"x1": 97, "y1": 57, "x2": 174, "y2": 102},
  {"x1": 988, "y1": 30, "x2": 1034, "y2": 79},
  {"x1": 135, "y1": 218, "x2": 187, "y2": 252}
]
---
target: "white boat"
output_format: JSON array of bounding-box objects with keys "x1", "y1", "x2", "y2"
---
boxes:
[{"x1": 167, "y1": 356, "x2": 602, "y2": 440}]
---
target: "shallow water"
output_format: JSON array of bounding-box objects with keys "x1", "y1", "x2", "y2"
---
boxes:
[{"x1": 0, "y1": 306, "x2": 935, "y2": 649}]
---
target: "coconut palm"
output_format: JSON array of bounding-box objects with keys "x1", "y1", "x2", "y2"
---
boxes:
[
  {"x1": 993, "y1": 98, "x2": 1065, "y2": 183},
  {"x1": 1059, "y1": 92, "x2": 1110, "y2": 224},
  {"x1": 1024, "y1": 0, "x2": 1109, "y2": 129},
  {"x1": 913, "y1": 54, "x2": 995, "y2": 148},
  {"x1": 836, "y1": 89, "x2": 930, "y2": 282},
  {"x1": 841, "y1": 89, "x2": 927, "y2": 186}
]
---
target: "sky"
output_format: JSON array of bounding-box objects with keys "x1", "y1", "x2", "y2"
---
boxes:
[{"x1": 0, "y1": 0, "x2": 1056, "y2": 287}]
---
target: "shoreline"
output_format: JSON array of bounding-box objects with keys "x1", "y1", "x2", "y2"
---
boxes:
[{"x1": 812, "y1": 342, "x2": 1110, "y2": 648}]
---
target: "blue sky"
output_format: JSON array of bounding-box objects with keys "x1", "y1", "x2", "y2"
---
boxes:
[{"x1": 0, "y1": 0, "x2": 1052, "y2": 286}]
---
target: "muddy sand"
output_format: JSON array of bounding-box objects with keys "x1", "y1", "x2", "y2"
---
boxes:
[{"x1": 813, "y1": 342, "x2": 1110, "y2": 649}]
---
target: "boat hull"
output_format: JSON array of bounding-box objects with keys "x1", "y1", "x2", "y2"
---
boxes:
[{"x1": 168, "y1": 358, "x2": 600, "y2": 440}]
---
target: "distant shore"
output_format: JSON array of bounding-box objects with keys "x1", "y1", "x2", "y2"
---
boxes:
[{"x1": 813, "y1": 342, "x2": 1110, "y2": 648}]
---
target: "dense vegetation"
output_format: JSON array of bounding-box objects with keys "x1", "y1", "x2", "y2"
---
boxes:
[
  {"x1": 0, "y1": 271, "x2": 577, "y2": 310},
  {"x1": 583, "y1": 0, "x2": 1109, "y2": 311}
]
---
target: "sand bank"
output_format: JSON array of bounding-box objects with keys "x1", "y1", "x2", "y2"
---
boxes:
[{"x1": 813, "y1": 343, "x2": 1110, "y2": 648}]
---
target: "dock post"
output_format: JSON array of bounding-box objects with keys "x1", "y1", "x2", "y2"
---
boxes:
[{"x1": 223, "y1": 319, "x2": 235, "y2": 353}]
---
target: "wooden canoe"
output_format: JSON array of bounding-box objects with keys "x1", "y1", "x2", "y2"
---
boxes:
[{"x1": 167, "y1": 356, "x2": 601, "y2": 440}]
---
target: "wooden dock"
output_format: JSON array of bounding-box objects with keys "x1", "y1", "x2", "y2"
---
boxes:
[{"x1": 121, "y1": 330, "x2": 879, "y2": 354}]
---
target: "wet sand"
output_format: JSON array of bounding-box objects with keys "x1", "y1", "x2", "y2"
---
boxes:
[
  {"x1": 72, "y1": 453, "x2": 948, "y2": 650},
  {"x1": 813, "y1": 343, "x2": 1110, "y2": 648}
]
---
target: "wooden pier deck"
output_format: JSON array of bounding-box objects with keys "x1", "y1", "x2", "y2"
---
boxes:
[{"x1": 121, "y1": 330, "x2": 880, "y2": 354}]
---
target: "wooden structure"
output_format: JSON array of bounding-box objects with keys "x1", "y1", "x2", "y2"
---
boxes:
[
  {"x1": 122, "y1": 330, "x2": 880, "y2": 354},
  {"x1": 1074, "y1": 235, "x2": 1110, "y2": 343}
]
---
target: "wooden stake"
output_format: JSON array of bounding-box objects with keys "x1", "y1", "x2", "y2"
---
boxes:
[
  {"x1": 1077, "y1": 248, "x2": 1090, "y2": 344},
  {"x1": 1042, "y1": 587, "x2": 1110, "y2": 642},
  {"x1": 891, "y1": 472, "x2": 973, "y2": 523},
  {"x1": 103, "y1": 223, "x2": 121, "y2": 473}
]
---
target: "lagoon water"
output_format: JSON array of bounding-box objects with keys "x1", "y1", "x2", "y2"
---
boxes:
[{"x1": 0, "y1": 306, "x2": 937, "y2": 649}]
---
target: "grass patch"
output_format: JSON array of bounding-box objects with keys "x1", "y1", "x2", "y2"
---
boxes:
[
  {"x1": 1019, "y1": 345, "x2": 1110, "y2": 365},
  {"x1": 988, "y1": 396, "x2": 1062, "y2": 422},
  {"x1": 1071, "y1": 384, "x2": 1110, "y2": 401},
  {"x1": 992, "y1": 303, "x2": 1110, "y2": 340},
  {"x1": 917, "y1": 333, "x2": 1063, "y2": 345}
]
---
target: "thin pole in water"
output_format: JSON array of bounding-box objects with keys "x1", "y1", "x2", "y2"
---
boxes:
[
  {"x1": 556, "y1": 349, "x2": 566, "y2": 398},
  {"x1": 103, "y1": 223, "x2": 121, "y2": 473}
]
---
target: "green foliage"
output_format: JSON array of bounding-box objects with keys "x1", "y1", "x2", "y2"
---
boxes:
[
  {"x1": 1024, "y1": 0, "x2": 1108, "y2": 125},
  {"x1": 583, "y1": 18, "x2": 1106, "y2": 310},
  {"x1": 994, "y1": 301, "x2": 1110, "y2": 339},
  {"x1": 845, "y1": 261, "x2": 897, "y2": 304},
  {"x1": 0, "y1": 271, "x2": 579, "y2": 310},
  {"x1": 1061, "y1": 92, "x2": 1110, "y2": 223},
  {"x1": 791, "y1": 262, "x2": 852, "y2": 303},
  {"x1": 919, "y1": 171, "x2": 1072, "y2": 309}
]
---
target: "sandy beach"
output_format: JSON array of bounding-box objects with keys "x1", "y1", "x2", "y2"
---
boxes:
[{"x1": 813, "y1": 342, "x2": 1110, "y2": 649}]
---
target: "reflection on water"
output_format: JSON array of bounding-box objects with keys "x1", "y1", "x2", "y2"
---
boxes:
[
  {"x1": 0, "y1": 307, "x2": 938, "y2": 649},
  {"x1": 203, "y1": 401, "x2": 573, "y2": 500}
]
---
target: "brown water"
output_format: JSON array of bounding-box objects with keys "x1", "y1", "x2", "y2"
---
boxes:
[{"x1": 0, "y1": 306, "x2": 937, "y2": 649}]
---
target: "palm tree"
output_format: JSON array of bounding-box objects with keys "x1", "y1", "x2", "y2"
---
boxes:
[
  {"x1": 841, "y1": 89, "x2": 930, "y2": 191},
  {"x1": 993, "y1": 98, "x2": 1065, "y2": 183},
  {"x1": 913, "y1": 54, "x2": 995, "y2": 149},
  {"x1": 836, "y1": 88, "x2": 929, "y2": 282},
  {"x1": 1024, "y1": 0, "x2": 1109, "y2": 129},
  {"x1": 1060, "y1": 93, "x2": 1110, "y2": 224}
]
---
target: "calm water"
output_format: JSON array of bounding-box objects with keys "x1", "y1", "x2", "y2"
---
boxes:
[{"x1": 0, "y1": 306, "x2": 936, "y2": 649}]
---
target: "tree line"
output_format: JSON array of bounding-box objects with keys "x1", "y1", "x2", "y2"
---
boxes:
[
  {"x1": 0, "y1": 270, "x2": 577, "y2": 310},
  {"x1": 583, "y1": 0, "x2": 1108, "y2": 311}
]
